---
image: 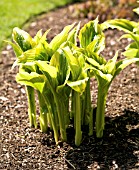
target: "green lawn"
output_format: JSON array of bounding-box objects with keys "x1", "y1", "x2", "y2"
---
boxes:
[{"x1": 0, "y1": 0, "x2": 72, "y2": 50}]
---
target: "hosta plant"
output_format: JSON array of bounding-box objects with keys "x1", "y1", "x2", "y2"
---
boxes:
[
  {"x1": 73, "y1": 18, "x2": 139, "y2": 138},
  {"x1": 9, "y1": 17, "x2": 139, "y2": 146}
]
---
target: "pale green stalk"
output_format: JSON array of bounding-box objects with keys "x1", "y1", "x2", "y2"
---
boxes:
[
  {"x1": 42, "y1": 93, "x2": 59, "y2": 144},
  {"x1": 80, "y1": 93, "x2": 85, "y2": 126},
  {"x1": 71, "y1": 90, "x2": 76, "y2": 128},
  {"x1": 64, "y1": 98, "x2": 70, "y2": 128},
  {"x1": 37, "y1": 91, "x2": 48, "y2": 133},
  {"x1": 85, "y1": 78, "x2": 93, "y2": 136},
  {"x1": 74, "y1": 91, "x2": 82, "y2": 146},
  {"x1": 26, "y1": 86, "x2": 37, "y2": 128},
  {"x1": 47, "y1": 113, "x2": 53, "y2": 130},
  {"x1": 54, "y1": 94, "x2": 67, "y2": 142},
  {"x1": 96, "y1": 85, "x2": 108, "y2": 138}
]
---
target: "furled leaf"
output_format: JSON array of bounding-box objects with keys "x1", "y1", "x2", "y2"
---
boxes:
[
  {"x1": 34, "y1": 29, "x2": 50, "y2": 44},
  {"x1": 79, "y1": 17, "x2": 104, "y2": 50},
  {"x1": 63, "y1": 46, "x2": 88, "y2": 93},
  {"x1": 50, "y1": 23, "x2": 75, "y2": 52},
  {"x1": 12, "y1": 27, "x2": 35, "y2": 52},
  {"x1": 35, "y1": 61, "x2": 58, "y2": 90},
  {"x1": 63, "y1": 46, "x2": 82, "y2": 81},
  {"x1": 33, "y1": 29, "x2": 43, "y2": 43},
  {"x1": 48, "y1": 49, "x2": 71, "y2": 102},
  {"x1": 50, "y1": 49, "x2": 70, "y2": 86},
  {"x1": 86, "y1": 35, "x2": 105, "y2": 54},
  {"x1": 67, "y1": 22, "x2": 80, "y2": 45}
]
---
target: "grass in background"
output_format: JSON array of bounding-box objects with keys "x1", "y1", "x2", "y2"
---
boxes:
[{"x1": 0, "y1": 0, "x2": 72, "y2": 50}]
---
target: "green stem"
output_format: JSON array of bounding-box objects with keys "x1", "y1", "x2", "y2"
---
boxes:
[
  {"x1": 47, "y1": 112, "x2": 53, "y2": 130},
  {"x1": 42, "y1": 74, "x2": 66, "y2": 142},
  {"x1": 53, "y1": 93, "x2": 67, "y2": 142},
  {"x1": 42, "y1": 93, "x2": 59, "y2": 144},
  {"x1": 86, "y1": 78, "x2": 93, "y2": 136},
  {"x1": 64, "y1": 98, "x2": 70, "y2": 128},
  {"x1": 80, "y1": 92, "x2": 85, "y2": 126},
  {"x1": 96, "y1": 86, "x2": 108, "y2": 138},
  {"x1": 26, "y1": 86, "x2": 37, "y2": 128},
  {"x1": 75, "y1": 91, "x2": 82, "y2": 146},
  {"x1": 37, "y1": 91, "x2": 48, "y2": 133},
  {"x1": 70, "y1": 90, "x2": 74, "y2": 119},
  {"x1": 71, "y1": 90, "x2": 76, "y2": 129}
]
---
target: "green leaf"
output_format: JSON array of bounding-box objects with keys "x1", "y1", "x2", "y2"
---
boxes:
[
  {"x1": 67, "y1": 77, "x2": 88, "y2": 94},
  {"x1": 17, "y1": 43, "x2": 49, "y2": 63},
  {"x1": 133, "y1": 7, "x2": 139, "y2": 15},
  {"x1": 5, "y1": 40, "x2": 22, "y2": 57},
  {"x1": 86, "y1": 52, "x2": 119, "y2": 87},
  {"x1": 92, "y1": 67, "x2": 112, "y2": 83},
  {"x1": 123, "y1": 49, "x2": 139, "y2": 58},
  {"x1": 79, "y1": 17, "x2": 103, "y2": 48},
  {"x1": 104, "y1": 51, "x2": 118, "y2": 75},
  {"x1": 63, "y1": 46, "x2": 82, "y2": 81},
  {"x1": 86, "y1": 57, "x2": 102, "y2": 69},
  {"x1": 120, "y1": 33, "x2": 139, "y2": 58},
  {"x1": 67, "y1": 22, "x2": 80, "y2": 45},
  {"x1": 115, "y1": 58, "x2": 139, "y2": 76},
  {"x1": 33, "y1": 29, "x2": 43, "y2": 44},
  {"x1": 120, "y1": 33, "x2": 139, "y2": 45},
  {"x1": 16, "y1": 71, "x2": 46, "y2": 93},
  {"x1": 50, "y1": 49, "x2": 70, "y2": 85},
  {"x1": 20, "y1": 62, "x2": 37, "y2": 73},
  {"x1": 86, "y1": 35, "x2": 105, "y2": 54},
  {"x1": 43, "y1": 41, "x2": 53, "y2": 58},
  {"x1": 63, "y1": 46, "x2": 88, "y2": 93},
  {"x1": 34, "y1": 29, "x2": 42, "y2": 44},
  {"x1": 102, "y1": 19, "x2": 137, "y2": 33},
  {"x1": 34, "y1": 29, "x2": 50, "y2": 45},
  {"x1": 126, "y1": 42, "x2": 138, "y2": 49},
  {"x1": 12, "y1": 27, "x2": 35, "y2": 52},
  {"x1": 35, "y1": 61, "x2": 58, "y2": 90},
  {"x1": 86, "y1": 52, "x2": 106, "y2": 69},
  {"x1": 50, "y1": 23, "x2": 75, "y2": 52}
]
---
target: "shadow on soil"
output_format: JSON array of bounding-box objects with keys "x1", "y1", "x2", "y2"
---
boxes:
[{"x1": 65, "y1": 109, "x2": 139, "y2": 170}]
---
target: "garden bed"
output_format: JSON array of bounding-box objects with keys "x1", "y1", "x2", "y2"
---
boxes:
[{"x1": 0, "y1": 3, "x2": 139, "y2": 170}]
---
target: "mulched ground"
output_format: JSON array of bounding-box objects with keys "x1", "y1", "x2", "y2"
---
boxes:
[{"x1": 0, "y1": 3, "x2": 139, "y2": 170}]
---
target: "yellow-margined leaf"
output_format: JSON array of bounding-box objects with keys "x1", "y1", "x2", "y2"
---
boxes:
[
  {"x1": 50, "y1": 23, "x2": 75, "y2": 52},
  {"x1": 12, "y1": 27, "x2": 35, "y2": 52},
  {"x1": 102, "y1": 19, "x2": 137, "y2": 33},
  {"x1": 16, "y1": 71, "x2": 46, "y2": 93},
  {"x1": 67, "y1": 77, "x2": 88, "y2": 94}
]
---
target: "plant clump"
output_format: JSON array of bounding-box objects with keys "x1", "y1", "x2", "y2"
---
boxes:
[{"x1": 9, "y1": 16, "x2": 139, "y2": 146}]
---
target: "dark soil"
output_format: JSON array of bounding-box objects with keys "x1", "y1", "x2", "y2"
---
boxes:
[{"x1": 0, "y1": 3, "x2": 139, "y2": 170}]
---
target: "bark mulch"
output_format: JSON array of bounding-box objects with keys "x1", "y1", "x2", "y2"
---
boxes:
[{"x1": 0, "y1": 3, "x2": 139, "y2": 170}]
